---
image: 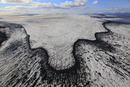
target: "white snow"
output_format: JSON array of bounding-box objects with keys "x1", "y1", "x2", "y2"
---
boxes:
[{"x1": 0, "y1": 14, "x2": 107, "y2": 70}]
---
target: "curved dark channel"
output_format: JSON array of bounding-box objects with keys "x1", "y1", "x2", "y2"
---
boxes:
[
  {"x1": 73, "y1": 21, "x2": 116, "y2": 55},
  {"x1": 0, "y1": 32, "x2": 7, "y2": 45},
  {"x1": 0, "y1": 20, "x2": 129, "y2": 87}
]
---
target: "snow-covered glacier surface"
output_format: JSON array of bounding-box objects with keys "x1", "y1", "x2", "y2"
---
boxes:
[{"x1": 0, "y1": 14, "x2": 130, "y2": 87}]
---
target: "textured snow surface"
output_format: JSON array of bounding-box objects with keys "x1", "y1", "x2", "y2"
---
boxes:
[
  {"x1": 0, "y1": 15, "x2": 130, "y2": 87},
  {"x1": 0, "y1": 15, "x2": 106, "y2": 70},
  {"x1": 23, "y1": 15, "x2": 106, "y2": 70}
]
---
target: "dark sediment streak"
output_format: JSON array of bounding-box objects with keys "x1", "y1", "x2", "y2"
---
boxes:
[{"x1": 0, "y1": 32, "x2": 7, "y2": 45}]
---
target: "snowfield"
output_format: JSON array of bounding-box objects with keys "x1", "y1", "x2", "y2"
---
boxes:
[
  {"x1": 0, "y1": 15, "x2": 106, "y2": 70},
  {"x1": 23, "y1": 15, "x2": 107, "y2": 70},
  {"x1": 0, "y1": 14, "x2": 130, "y2": 87}
]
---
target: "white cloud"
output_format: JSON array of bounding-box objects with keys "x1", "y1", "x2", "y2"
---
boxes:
[
  {"x1": 32, "y1": 0, "x2": 88, "y2": 8},
  {"x1": 0, "y1": 0, "x2": 88, "y2": 8},
  {"x1": 75, "y1": 0, "x2": 87, "y2": 3},
  {"x1": 1, "y1": 0, "x2": 90, "y2": 14},
  {"x1": 60, "y1": 0, "x2": 87, "y2": 8},
  {"x1": 92, "y1": 0, "x2": 98, "y2": 4},
  {"x1": 5, "y1": 6, "x2": 32, "y2": 9},
  {"x1": 32, "y1": 2, "x2": 59, "y2": 8},
  {"x1": 1, "y1": 0, "x2": 33, "y2": 4},
  {"x1": 60, "y1": 1, "x2": 83, "y2": 8}
]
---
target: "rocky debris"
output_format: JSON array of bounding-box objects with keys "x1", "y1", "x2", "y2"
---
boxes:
[{"x1": 0, "y1": 21, "x2": 130, "y2": 87}]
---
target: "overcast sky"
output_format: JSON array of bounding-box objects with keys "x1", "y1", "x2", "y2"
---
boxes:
[{"x1": 0, "y1": 0, "x2": 130, "y2": 14}]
